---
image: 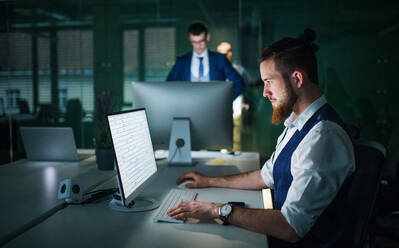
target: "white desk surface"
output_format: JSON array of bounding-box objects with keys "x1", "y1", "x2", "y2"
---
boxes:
[
  {"x1": 0, "y1": 156, "x2": 115, "y2": 245},
  {"x1": 3, "y1": 152, "x2": 267, "y2": 248},
  {"x1": 156, "y1": 150, "x2": 261, "y2": 172}
]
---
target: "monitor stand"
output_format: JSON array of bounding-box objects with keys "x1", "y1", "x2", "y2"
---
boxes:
[
  {"x1": 109, "y1": 193, "x2": 159, "y2": 212},
  {"x1": 109, "y1": 164, "x2": 160, "y2": 212},
  {"x1": 168, "y1": 118, "x2": 195, "y2": 166}
]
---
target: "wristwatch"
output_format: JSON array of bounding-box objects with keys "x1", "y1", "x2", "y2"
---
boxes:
[{"x1": 219, "y1": 203, "x2": 233, "y2": 225}]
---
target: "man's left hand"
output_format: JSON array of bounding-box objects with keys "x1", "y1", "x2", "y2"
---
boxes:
[{"x1": 167, "y1": 200, "x2": 222, "y2": 220}]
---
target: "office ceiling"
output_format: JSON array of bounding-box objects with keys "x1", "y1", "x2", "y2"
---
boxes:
[{"x1": 4, "y1": 0, "x2": 399, "y2": 39}]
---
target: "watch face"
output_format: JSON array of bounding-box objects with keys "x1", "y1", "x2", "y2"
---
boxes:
[{"x1": 220, "y1": 204, "x2": 232, "y2": 216}]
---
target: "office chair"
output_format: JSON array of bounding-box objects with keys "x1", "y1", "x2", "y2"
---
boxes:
[
  {"x1": 383, "y1": 122, "x2": 399, "y2": 186},
  {"x1": 64, "y1": 99, "x2": 85, "y2": 147},
  {"x1": 290, "y1": 139, "x2": 386, "y2": 248},
  {"x1": 17, "y1": 99, "x2": 30, "y2": 114},
  {"x1": 342, "y1": 140, "x2": 386, "y2": 248},
  {"x1": 38, "y1": 104, "x2": 60, "y2": 123}
]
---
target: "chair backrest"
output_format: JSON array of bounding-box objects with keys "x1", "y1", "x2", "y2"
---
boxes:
[
  {"x1": 38, "y1": 104, "x2": 60, "y2": 122},
  {"x1": 343, "y1": 140, "x2": 386, "y2": 247},
  {"x1": 299, "y1": 140, "x2": 386, "y2": 247},
  {"x1": 17, "y1": 99, "x2": 30, "y2": 114}
]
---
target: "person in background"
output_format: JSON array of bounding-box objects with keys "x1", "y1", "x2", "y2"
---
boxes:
[
  {"x1": 166, "y1": 21, "x2": 245, "y2": 100},
  {"x1": 217, "y1": 41, "x2": 256, "y2": 88},
  {"x1": 216, "y1": 41, "x2": 254, "y2": 151},
  {"x1": 168, "y1": 29, "x2": 355, "y2": 247}
]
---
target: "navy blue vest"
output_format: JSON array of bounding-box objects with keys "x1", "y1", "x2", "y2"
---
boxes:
[{"x1": 273, "y1": 103, "x2": 346, "y2": 210}]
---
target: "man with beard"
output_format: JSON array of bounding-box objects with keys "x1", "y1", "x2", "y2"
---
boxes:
[{"x1": 167, "y1": 29, "x2": 355, "y2": 247}]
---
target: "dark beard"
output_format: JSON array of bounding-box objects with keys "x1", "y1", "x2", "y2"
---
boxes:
[{"x1": 271, "y1": 83, "x2": 298, "y2": 125}]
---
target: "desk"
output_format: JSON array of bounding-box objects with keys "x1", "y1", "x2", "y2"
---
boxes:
[
  {"x1": 2, "y1": 152, "x2": 268, "y2": 248},
  {"x1": 155, "y1": 150, "x2": 260, "y2": 172},
  {"x1": 0, "y1": 156, "x2": 115, "y2": 245}
]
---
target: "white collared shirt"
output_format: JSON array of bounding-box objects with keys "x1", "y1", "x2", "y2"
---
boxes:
[
  {"x1": 190, "y1": 49, "x2": 209, "y2": 78},
  {"x1": 260, "y1": 95, "x2": 355, "y2": 238}
]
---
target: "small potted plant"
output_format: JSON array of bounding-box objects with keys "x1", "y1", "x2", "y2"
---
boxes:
[{"x1": 93, "y1": 90, "x2": 116, "y2": 170}]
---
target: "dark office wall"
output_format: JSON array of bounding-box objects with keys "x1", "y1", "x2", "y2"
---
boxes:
[
  {"x1": 1, "y1": 0, "x2": 398, "y2": 167},
  {"x1": 319, "y1": 33, "x2": 397, "y2": 145},
  {"x1": 239, "y1": 0, "x2": 399, "y2": 156}
]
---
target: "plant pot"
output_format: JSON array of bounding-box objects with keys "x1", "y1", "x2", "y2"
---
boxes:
[{"x1": 95, "y1": 148, "x2": 115, "y2": 170}]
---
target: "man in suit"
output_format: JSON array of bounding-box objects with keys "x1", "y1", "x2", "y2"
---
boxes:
[{"x1": 166, "y1": 21, "x2": 245, "y2": 99}]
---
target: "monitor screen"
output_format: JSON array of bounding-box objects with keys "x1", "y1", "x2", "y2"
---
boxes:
[
  {"x1": 107, "y1": 108, "x2": 157, "y2": 207},
  {"x1": 131, "y1": 81, "x2": 233, "y2": 150}
]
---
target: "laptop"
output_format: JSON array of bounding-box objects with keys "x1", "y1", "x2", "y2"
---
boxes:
[{"x1": 20, "y1": 126, "x2": 92, "y2": 161}]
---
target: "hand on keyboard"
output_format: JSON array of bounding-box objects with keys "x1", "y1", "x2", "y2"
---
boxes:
[
  {"x1": 167, "y1": 199, "x2": 222, "y2": 221},
  {"x1": 153, "y1": 189, "x2": 197, "y2": 223}
]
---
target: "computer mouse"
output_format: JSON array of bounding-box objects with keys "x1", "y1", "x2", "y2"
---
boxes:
[{"x1": 178, "y1": 179, "x2": 194, "y2": 189}]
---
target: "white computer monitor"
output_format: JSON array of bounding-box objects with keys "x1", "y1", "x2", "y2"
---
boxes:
[
  {"x1": 107, "y1": 108, "x2": 159, "y2": 212},
  {"x1": 131, "y1": 81, "x2": 233, "y2": 151}
]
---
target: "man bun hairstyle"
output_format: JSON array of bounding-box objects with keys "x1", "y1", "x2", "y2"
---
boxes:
[
  {"x1": 188, "y1": 21, "x2": 208, "y2": 36},
  {"x1": 299, "y1": 28, "x2": 319, "y2": 53},
  {"x1": 259, "y1": 28, "x2": 319, "y2": 85}
]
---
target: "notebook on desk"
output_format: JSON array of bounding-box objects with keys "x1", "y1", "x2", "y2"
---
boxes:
[{"x1": 20, "y1": 126, "x2": 91, "y2": 161}]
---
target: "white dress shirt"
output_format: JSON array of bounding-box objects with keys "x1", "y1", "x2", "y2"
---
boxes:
[
  {"x1": 260, "y1": 95, "x2": 355, "y2": 238},
  {"x1": 190, "y1": 49, "x2": 209, "y2": 78}
]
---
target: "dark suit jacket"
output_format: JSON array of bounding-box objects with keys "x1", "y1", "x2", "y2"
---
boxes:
[{"x1": 166, "y1": 51, "x2": 245, "y2": 99}]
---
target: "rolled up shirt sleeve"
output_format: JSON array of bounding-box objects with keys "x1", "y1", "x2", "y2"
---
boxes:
[
  {"x1": 280, "y1": 121, "x2": 355, "y2": 238},
  {"x1": 261, "y1": 156, "x2": 275, "y2": 189}
]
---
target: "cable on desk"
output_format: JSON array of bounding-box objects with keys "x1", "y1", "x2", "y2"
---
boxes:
[
  {"x1": 83, "y1": 188, "x2": 117, "y2": 196},
  {"x1": 69, "y1": 188, "x2": 118, "y2": 205},
  {"x1": 169, "y1": 138, "x2": 185, "y2": 162},
  {"x1": 168, "y1": 147, "x2": 179, "y2": 162}
]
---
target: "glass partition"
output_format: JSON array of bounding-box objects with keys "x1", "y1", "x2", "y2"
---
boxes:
[{"x1": 0, "y1": 0, "x2": 397, "y2": 165}]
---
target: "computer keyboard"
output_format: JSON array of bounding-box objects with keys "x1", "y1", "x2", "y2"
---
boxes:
[{"x1": 153, "y1": 188, "x2": 197, "y2": 223}]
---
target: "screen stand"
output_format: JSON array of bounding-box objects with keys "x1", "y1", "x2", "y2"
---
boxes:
[
  {"x1": 109, "y1": 163, "x2": 159, "y2": 212},
  {"x1": 109, "y1": 193, "x2": 159, "y2": 212},
  {"x1": 168, "y1": 118, "x2": 195, "y2": 166}
]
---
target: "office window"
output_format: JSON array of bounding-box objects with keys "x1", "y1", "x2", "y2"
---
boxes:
[
  {"x1": 123, "y1": 30, "x2": 139, "y2": 103},
  {"x1": 144, "y1": 27, "x2": 175, "y2": 81},
  {"x1": 123, "y1": 26, "x2": 175, "y2": 104},
  {"x1": 0, "y1": 32, "x2": 33, "y2": 114},
  {"x1": 57, "y1": 30, "x2": 93, "y2": 112},
  {"x1": 5, "y1": 89, "x2": 20, "y2": 110},
  {"x1": 0, "y1": 32, "x2": 32, "y2": 71},
  {"x1": 38, "y1": 33, "x2": 51, "y2": 104},
  {"x1": 58, "y1": 88, "x2": 68, "y2": 112}
]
